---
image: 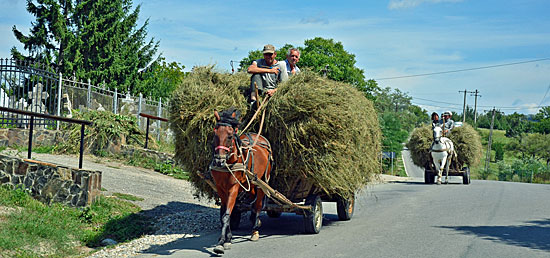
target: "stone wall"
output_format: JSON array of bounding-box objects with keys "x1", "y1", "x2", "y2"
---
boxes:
[
  {"x1": 0, "y1": 128, "x2": 62, "y2": 148},
  {"x1": 0, "y1": 155, "x2": 101, "y2": 207}
]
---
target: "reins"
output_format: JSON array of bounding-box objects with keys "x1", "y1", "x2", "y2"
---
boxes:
[{"x1": 213, "y1": 87, "x2": 274, "y2": 192}]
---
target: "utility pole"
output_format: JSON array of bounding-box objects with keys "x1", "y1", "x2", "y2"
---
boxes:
[
  {"x1": 484, "y1": 108, "x2": 496, "y2": 178},
  {"x1": 471, "y1": 90, "x2": 481, "y2": 126},
  {"x1": 459, "y1": 89, "x2": 475, "y2": 123}
]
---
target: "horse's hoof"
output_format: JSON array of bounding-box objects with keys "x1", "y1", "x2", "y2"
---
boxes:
[
  {"x1": 223, "y1": 242, "x2": 232, "y2": 250},
  {"x1": 214, "y1": 245, "x2": 225, "y2": 254},
  {"x1": 436, "y1": 181, "x2": 441, "y2": 185},
  {"x1": 250, "y1": 231, "x2": 260, "y2": 241}
]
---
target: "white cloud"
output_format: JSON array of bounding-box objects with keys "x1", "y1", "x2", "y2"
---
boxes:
[{"x1": 388, "y1": 0, "x2": 463, "y2": 10}]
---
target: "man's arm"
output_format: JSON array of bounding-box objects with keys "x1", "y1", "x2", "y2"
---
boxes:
[
  {"x1": 248, "y1": 61, "x2": 280, "y2": 74},
  {"x1": 278, "y1": 60, "x2": 289, "y2": 82}
]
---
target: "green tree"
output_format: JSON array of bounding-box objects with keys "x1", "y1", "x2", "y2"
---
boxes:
[
  {"x1": 508, "y1": 133, "x2": 546, "y2": 160},
  {"x1": 505, "y1": 112, "x2": 530, "y2": 137},
  {"x1": 136, "y1": 57, "x2": 186, "y2": 99},
  {"x1": 380, "y1": 111, "x2": 409, "y2": 154},
  {"x1": 69, "y1": 0, "x2": 159, "y2": 92},
  {"x1": 11, "y1": 0, "x2": 73, "y2": 69},
  {"x1": 373, "y1": 86, "x2": 427, "y2": 132},
  {"x1": 533, "y1": 106, "x2": 550, "y2": 134},
  {"x1": 300, "y1": 38, "x2": 368, "y2": 91},
  {"x1": 11, "y1": 0, "x2": 159, "y2": 94}
]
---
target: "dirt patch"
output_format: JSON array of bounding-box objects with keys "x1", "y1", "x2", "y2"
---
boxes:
[{"x1": 0, "y1": 205, "x2": 18, "y2": 216}]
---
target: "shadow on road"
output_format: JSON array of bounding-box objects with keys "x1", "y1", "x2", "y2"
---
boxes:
[
  {"x1": 439, "y1": 218, "x2": 550, "y2": 252},
  {"x1": 137, "y1": 205, "x2": 341, "y2": 256}
]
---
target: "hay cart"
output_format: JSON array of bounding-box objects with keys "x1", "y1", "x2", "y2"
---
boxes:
[
  {"x1": 424, "y1": 155, "x2": 471, "y2": 185},
  {"x1": 209, "y1": 172, "x2": 356, "y2": 234}
]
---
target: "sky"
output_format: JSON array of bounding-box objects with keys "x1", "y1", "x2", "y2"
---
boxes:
[{"x1": 1, "y1": 0, "x2": 550, "y2": 115}]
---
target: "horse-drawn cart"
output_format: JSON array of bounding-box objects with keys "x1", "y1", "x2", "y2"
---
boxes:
[
  {"x1": 229, "y1": 173, "x2": 355, "y2": 234},
  {"x1": 424, "y1": 156, "x2": 471, "y2": 185}
]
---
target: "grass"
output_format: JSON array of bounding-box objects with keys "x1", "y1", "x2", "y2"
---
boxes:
[
  {"x1": 382, "y1": 155, "x2": 407, "y2": 177},
  {"x1": 112, "y1": 192, "x2": 144, "y2": 201},
  {"x1": 0, "y1": 185, "x2": 154, "y2": 257},
  {"x1": 126, "y1": 154, "x2": 189, "y2": 180}
]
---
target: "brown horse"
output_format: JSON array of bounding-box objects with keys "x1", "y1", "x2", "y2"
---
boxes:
[{"x1": 211, "y1": 108, "x2": 273, "y2": 255}]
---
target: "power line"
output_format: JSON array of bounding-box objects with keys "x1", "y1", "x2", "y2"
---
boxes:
[
  {"x1": 537, "y1": 83, "x2": 550, "y2": 108},
  {"x1": 412, "y1": 97, "x2": 540, "y2": 111},
  {"x1": 374, "y1": 58, "x2": 550, "y2": 81}
]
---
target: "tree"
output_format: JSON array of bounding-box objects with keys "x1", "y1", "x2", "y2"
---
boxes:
[
  {"x1": 533, "y1": 106, "x2": 550, "y2": 134},
  {"x1": 11, "y1": 0, "x2": 159, "y2": 94},
  {"x1": 373, "y1": 86, "x2": 427, "y2": 132},
  {"x1": 135, "y1": 57, "x2": 186, "y2": 100},
  {"x1": 380, "y1": 111, "x2": 409, "y2": 154},
  {"x1": 11, "y1": 0, "x2": 73, "y2": 69},
  {"x1": 505, "y1": 112, "x2": 530, "y2": 138},
  {"x1": 68, "y1": 0, "x2": 159, "y2": 92}
]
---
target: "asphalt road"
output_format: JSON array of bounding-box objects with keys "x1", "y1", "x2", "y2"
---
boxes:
[{"x1": 136, "y1": 150, "x2": 550, "y2": 258}]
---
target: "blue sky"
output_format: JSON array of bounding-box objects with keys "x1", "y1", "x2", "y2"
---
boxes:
[{"x1": 1, "y1": 0, "x2": 550, "y2": 115}]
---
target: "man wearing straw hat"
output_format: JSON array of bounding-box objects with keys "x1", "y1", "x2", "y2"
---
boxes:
[{"x1": 247, "y1": 44, "x2": 288, "y2": 105}]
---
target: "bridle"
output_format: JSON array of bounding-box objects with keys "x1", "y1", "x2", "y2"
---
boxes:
[
  {"x1": 213, "y1": 122, "x2": 240, "y2": 160},
  {"x1": 212, "y1": 121, "x2": 252, "y2": 191}
]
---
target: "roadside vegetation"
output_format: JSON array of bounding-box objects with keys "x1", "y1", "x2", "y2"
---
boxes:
[
  {"x1": 471, "y1": 128, "x2": 550, "y2": 183},
  {"x1": 0, "y1": 185, "x2": 153, "y2": 257}
]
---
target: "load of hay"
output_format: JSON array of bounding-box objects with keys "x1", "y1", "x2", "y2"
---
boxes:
[
  {"x1": 406, "y1": 123, "x2": 482, "y2": 168},
  {"x1": 170, "y1": 66, "x2": 380, "y2": 200}
]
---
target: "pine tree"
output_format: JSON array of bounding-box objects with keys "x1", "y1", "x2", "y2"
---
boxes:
[
  {"x1": 69, "y1": 0, "x2": 158, "y2": 92},
  {"x1": 11, "y1": 0, "x2": 73, "y2": 70},
  {"x1": 11, "y1": 0, "x2": 159, "y2": 93}
]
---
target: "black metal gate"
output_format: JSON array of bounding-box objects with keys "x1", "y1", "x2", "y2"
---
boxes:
[{"x1": 0, "y1": 58, "x2": 59, "y2": 128}]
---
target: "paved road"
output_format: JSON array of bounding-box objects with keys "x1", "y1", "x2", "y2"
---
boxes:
[{"x1": 135, "y1": 151, "x2": 550, "y2": 258}]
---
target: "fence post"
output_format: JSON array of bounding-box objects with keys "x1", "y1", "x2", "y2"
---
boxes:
[
  {"x1": 137, "y1": 93, "x2": 142, "y2": 127},
  {"x1": 114, "y1": 88, "x2": 118, "y2": 114},
  {"x1": 87, "y1": 79, "x2": 91, "y2": 109},
  {"x1": 157, "y1": 97, "x2": 162, "y2": 141},
  {"x1": 56, "y1": 72, "x2": 62, "y2": 130}
]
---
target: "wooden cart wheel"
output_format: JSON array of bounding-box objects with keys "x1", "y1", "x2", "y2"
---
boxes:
[
  {"x1": 304, "y1": 194, "x2": 323, "y2": 234},
  {"x1": 424, "y1": 170, "x2": 431, "y2": 184},
  {"x1": 462, "y1": 167, "x2": 471, "y2": 185},
  {"x1": 424, "y1": 163, "x2": 433, "y2": 184},
  {"x1": 267, "y1": 211, "x2": 282, "y2": 218},
  {"x1": 336, "y1": 194, "x2": 355, "y2": 221}
]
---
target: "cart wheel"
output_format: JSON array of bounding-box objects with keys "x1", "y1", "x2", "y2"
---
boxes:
[
  {"x1": 424, "y1": 170, "x2": 431, "y2": 184},
  {"x1": 267, "y1": 211, "x2": 282, "y2": 218},
  {"x1": 462, "y1": 167, "x2": 471, "y2": 185},
  {"x1": 336, "y1": 194, "x2": 355, "y2": 221},
  {"x1": 304, "y1": 195, "x2": 323, "y2": 234},
  {"x1": 230, "y1": 210, "x2": 241, "y2": 229},
  {"x1": 424, "y1": 163, "x2": 433, "y2": 184}
]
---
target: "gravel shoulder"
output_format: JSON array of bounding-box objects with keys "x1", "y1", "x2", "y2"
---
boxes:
[{"x1": 1, "y1": 149, "x2": 409, "y2": 257}]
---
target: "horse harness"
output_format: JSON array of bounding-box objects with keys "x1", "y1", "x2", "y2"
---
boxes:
[{"x1": 211, "y1": 124, "x2": 273, "y2": 191}]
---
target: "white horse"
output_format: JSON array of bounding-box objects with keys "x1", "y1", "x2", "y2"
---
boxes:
[{"x1": 430, "y1": 124, "x2": 456, "y2": 184}]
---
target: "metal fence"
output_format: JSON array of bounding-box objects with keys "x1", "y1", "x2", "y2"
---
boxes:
[
  {"x1": 0, "y1": 58, "x2": 59, "y2": 127},
  {"x1": 1, "y1": 58, "x2": 170, "y2": 140}
]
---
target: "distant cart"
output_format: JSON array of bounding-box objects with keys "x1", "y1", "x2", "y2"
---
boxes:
[{"x1": 424, "y1": 155, "x2": 471, "y2": 185}]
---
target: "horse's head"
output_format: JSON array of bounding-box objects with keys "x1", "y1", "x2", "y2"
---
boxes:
[
  {"x1": 212, "y1": 108, "x2": 241, "y2": 167},
  {"x1": 432, "y1": 123, "x2": 443, "y2": 143}
]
